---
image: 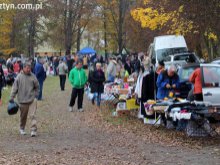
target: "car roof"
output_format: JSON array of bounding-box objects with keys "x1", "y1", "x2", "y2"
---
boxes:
[
  {"x1": 154, "y1": 35, "x2": 187, "y2": 50},
  {"x1": 200, "y1": 63, "x2": 220, "y2": 67},
  {"x1": 211, "y1": 60, "x2": 220, "y2": 64},
  {"x1": 180, "y1": 63, "x2": 220, "y2": 68},
  {"x1": 212, "y1": 57, "x2": 220, "y2": 61},
  {"x1": 181, "y1": 63, "x2": 200, "y2": 68}
]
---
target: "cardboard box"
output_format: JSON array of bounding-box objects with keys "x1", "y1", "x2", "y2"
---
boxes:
[
  {"x1": 118, "y1": 89, "x2": 129, "y2": 95},
  {"x1": 116, "y1": 102, "x2": 130, "y2": 116},
  {"x1": 117, "y1": 109, "x2": 130, "y2": 116}
]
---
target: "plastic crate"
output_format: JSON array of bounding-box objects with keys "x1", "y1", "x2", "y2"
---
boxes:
[{"x1": 126, "y1": 99, "x2": 139, "y2": 110}]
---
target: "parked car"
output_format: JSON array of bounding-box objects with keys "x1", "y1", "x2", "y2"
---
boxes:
[
  {"x1": 211, "y1": 57, "x2": 220, "y2": 65},
  {"x1": 170, "y1": 52, "x2": 200, "y2": 63},
  {"x1": 160, "y1": 52, "x2": 201, "y2": 70},
  {"x1": 175, "y1": 63, "x2": 220, "y2": 105},
  {"x1": 201, "y1": 63, "x2": 220, "y2": 106},
  {"x1": 176, "y1": 63, "x2": 200, "y2": 98},
  {"x1": 201, "y1": 64, "x2": 220, "y2": 122}
]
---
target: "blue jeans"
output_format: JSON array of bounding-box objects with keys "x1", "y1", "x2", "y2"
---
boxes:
[
  {"x1": 38, "y1": 81, "x2": 44, "y2": 100},
  {"x1": 93, "y1": 92, "x2": 102, "y2": 107},
  {"x1": 107, "y1": 74, "x2": 115, "y2": 82}
]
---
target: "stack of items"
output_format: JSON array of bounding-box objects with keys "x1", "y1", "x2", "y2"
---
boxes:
[{"x1": 143, "y1": 100, "x2": 163, "y2": 125}]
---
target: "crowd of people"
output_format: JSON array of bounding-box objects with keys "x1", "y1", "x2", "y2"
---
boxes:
[{"x1": 0, "y1": 51, "x2": 205, "y2": 137}]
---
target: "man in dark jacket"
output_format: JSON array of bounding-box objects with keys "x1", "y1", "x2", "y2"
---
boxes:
[
  {"x1": 34, "y1": 57, "x2": 46, "y2": 100},
  {"x1": 90, "y1": 63, "x2": 105, "y2": 107}
]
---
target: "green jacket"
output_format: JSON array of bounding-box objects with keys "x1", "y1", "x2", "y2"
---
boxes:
[{"x1": 69, "y1": 67, "x2": 87, "y2": 89}]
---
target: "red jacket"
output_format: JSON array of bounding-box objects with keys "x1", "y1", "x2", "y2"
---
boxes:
[
  {"x1": 13, "y1": 62, "x2": 20, "y2": 73},
  {"x1": 189, "y1": 68, "x2": 202, "y2": 94}
]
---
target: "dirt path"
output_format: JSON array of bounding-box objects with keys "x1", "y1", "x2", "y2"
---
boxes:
[{"x1": 0, "y1": 77, "x2": 219, "y2": 164}]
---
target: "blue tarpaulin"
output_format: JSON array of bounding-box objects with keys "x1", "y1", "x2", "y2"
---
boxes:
[{"x1": 79, "y1": 47, "x2": 96, "y2": 55}]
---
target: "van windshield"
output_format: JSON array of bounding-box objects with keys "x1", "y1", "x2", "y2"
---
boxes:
[{"x1": 157, "y1": 48, "x2": 187, "y2": 62}]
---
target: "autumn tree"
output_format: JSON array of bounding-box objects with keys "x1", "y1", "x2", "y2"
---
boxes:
[
  {"x1": 131, "y1": 0, "x2": 220, "y2": 60},
  {"x1": 0, "y1": 0, "x2": 15, "y2": 55},
  {"x1": 46, "y1": 0, "x2": 95, "y2": 55}
]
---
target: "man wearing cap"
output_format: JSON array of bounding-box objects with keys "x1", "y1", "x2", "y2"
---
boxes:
[
  {"x1": 156, "y1": 65, "x2": 180, "y2": 99},
  {"x1": 10, "y1": 62, "x2": 39, "y2": 137},
  {"x1": 68, "y1": 59, "x2": 87, "y2": 112}
]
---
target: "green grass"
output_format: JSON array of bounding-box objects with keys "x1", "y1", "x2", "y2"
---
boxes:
[
  {"x1": 1, "y1": 76, "x2": 60, "y2": 107},
  {"x1": 100, "y1": 106, "x2": 130, "y2": 126},
  {"x1": 0, "y1": 76, "x2": 61, "y2": 136}
]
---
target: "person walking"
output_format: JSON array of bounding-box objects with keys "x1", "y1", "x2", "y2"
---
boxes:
[
  {"x1": 0, "y1": 64, "x2": 5, "y2": 105},
  {"x1": 90, "y1": 63, "x2": 105, "y2": 108},
  {"x1": 68, "y1": 60, "x2": 87, "y2": 112},
  {"x1": 10, "y1": 62, "x2": 39, "y2": 137},
  {"x1": 106, "y1": 57, "x2": 117, "y2": 82},
  {"x1": 57, "y1": 58, "x2": 68, "y2": 91},
  {"x1": 13, "y1": 60, "x2": 21, "y2": 74},
  {"x1": 34, "y1": 57, "x2": 46, "y2": 101},
  {"x1": 66, "y1": 55, "x2": 74, "y2": 76}
]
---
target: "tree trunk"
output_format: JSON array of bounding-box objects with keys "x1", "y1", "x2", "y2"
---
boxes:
[
  {"x1": 118, "y1": 0, "x2": 123, "y2": 54},
  {"x1": 65, "y1": 0, "x2": 73, "y2": 55},
  {"x1": 28, "y1": 0, "x2": 36, "y2": 57},
  {"x1": 76, "y1": 14, "x2": 81, "y2": 52},
  {"x1": 10, "y1": 16, "x2": 16, "y2": 48},
  {"x1": 103, "y1": 8, "x2": 108, "y2": 61},
  {"x1": 76, "y1": 27, "x2": 81, "y2": 52}
]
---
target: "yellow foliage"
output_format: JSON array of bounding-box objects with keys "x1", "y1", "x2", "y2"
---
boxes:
[
  {"x1": 1, "y1": 48, "x2": 16, "y2": 55},
  {"x1": 205, "y1": 31, "x2": 218, "y2": 42},
  {"x1": 131, "y1": 2, "x2": 194, "y2": 35},
  {"x1": 143, "y1": 0, "x2": 151, "y2": 5},
  {"x1": 178, "y1": 5, "x2": 184, "y2": 13},
  {"x1": 131, "y1": 7, "x2": 171, "y2": 30},
  {"x1": 0, "y1": 0, "x2": 14, "y2": 51}
]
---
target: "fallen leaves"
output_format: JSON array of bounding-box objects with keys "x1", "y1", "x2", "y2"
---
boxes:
[{"x1": 0, "y1": 77, "x2": 219, "y2": 164}]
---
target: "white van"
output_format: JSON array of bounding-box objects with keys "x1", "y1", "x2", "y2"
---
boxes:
[{"x1": 148, "y1": 35, "x2": 188, "y2": 65}]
